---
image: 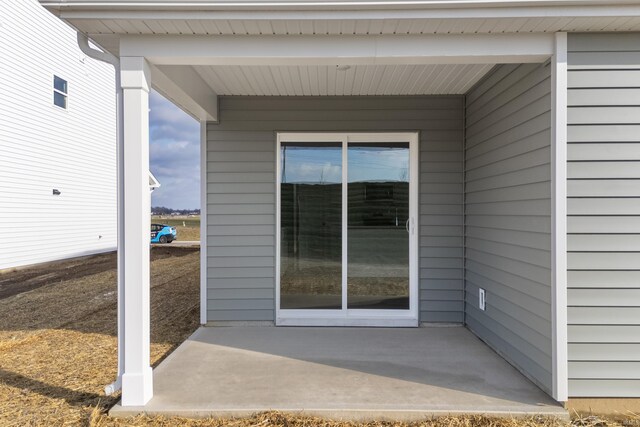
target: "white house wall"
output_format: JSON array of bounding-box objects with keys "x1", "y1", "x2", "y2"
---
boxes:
[{"x1": 0, "y1": 0, "x2": 116, "y2": 270}]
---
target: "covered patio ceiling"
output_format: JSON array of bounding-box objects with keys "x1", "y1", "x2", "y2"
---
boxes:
[
  {"x1": 187, "y1": 63, "x2": 495, "y2": 96},
  {"x1": 114, "y1": 31, "x2": 555, "y2": 122}
]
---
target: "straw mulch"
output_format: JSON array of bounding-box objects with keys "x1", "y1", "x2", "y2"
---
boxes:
[
  {"x1": 0, "y1": 248, "x2": 200, "y2": 426},
  {"x1": 88, "y1": 409, "x2": 639, "y2": 427},
  {"x1": 0, "y1": 249, "x2": 638, "y2": 427}
]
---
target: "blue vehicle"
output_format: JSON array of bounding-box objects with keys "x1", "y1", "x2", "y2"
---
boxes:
[{"x1": 151, "y1": 223, "x2": 177, "y2": 244}]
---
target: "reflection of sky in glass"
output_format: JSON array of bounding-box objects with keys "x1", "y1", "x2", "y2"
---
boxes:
[
  {"x1": 281, "y1": 144, "x2": 409, "y2": 184},
  {"x1": 281, "y1": 146, "x2": 342, "y2": 184},
  {"x1": 349, "y1": 146, "x2": 409, "y2": 183}
]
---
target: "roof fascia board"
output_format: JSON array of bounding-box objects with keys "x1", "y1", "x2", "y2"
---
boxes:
[
  {"x1": 120, "y1": 33, "x2": 553, "y2": 66},
  {"x1": 49, "y1": 4, "x2": 640, "y2": 20},
  {"x1": 39, "y1": 0, "x2": 640, "y2": 11}
]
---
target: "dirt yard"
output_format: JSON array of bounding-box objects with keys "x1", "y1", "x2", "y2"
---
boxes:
[
  {"x1": 0, "y1": 247, "x2": 195, "y2": 300},
  {"x1": 0, "y1": 246, "x2": 200, "y2": 426},
  {"x1": 0, "y1": 249, "x2": 637, "y2": 426}
]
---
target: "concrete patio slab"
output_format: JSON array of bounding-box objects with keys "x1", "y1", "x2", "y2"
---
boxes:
[{"x1": 111, "y1": 326, "x2": 567, "y2": 420}]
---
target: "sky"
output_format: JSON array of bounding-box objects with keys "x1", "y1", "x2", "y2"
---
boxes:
[
  {"x1": 149, "y1": 90, "x2": 200, "y2": 209},
  {"x1": 281, "y1": 145, "x2": 409, "y2": 184}
]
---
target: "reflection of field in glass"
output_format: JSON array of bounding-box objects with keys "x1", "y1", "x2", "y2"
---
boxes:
[
  {"x1": 280, "y1": 258, "x2": 342, "y2": 297},
  {"x1": 280, "y1": 257, "x2": 408, "y2": 297},
  {"x1": 280, "y1": 178, "x2": 410, "y2": 309},
  {"x1": 349, "y1": 277, "x2": 409, "y2": 297}
]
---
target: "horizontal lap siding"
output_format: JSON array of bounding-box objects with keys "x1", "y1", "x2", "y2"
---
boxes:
[
  {"x1": 206, "y1": 127, "x2": 276, "y2": 322},
  {"x1": 464, "y1": 63, "x2": 553, "y2": 394},
  {"x1": 567, "y1": 33, "x2": 640, "y2": 397},
  {"x1": 207, "y1": 96, "x2": 464, "y2": 323},
  {"x1": 0, "y1": 0, "x2": 116, "y2": 269}
]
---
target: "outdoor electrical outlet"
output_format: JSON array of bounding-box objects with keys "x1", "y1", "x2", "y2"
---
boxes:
[{"x1": 479, "y1": 288, "x2": 486, "y2": 311}]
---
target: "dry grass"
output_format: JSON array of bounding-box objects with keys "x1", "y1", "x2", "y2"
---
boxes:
[
  {"x1": 0, "y1": 249, "x2": 200, "y2": 426},
  {"x1": 90, "y1": 409, "x2": 640, "y2": 427},
  {"x1": 89, "y1": 411, "x2": 566, "y2": 427},
  {"x1": 0, "y1": 249, "x2": 638, "y2": 426}
]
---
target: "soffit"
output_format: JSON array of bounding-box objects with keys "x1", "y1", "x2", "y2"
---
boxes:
[
  {"x1": 77, "y1": 14, "x2": 640, "y2": 58},
  {"x1": 189, "y1": 63, "x2": 494, "y2": 95},
  {"x1": 74, "y1": 16, "x2": 640, "y2": 38}
]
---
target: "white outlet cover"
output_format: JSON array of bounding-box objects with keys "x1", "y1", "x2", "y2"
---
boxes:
[{"x1": 479, "y1": 288, "x2": 486, "y2": 311}]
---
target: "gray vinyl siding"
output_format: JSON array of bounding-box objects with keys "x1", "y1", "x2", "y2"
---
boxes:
[
  {"x1": 567, "y1": 33, "x2": 640, "y2": 397},
  {"x1": 206, "y1": 96, "x2": 464, "y2": 323},
  {"x1": 464, "y1": 63, "x2": 553, "y2": 394}
]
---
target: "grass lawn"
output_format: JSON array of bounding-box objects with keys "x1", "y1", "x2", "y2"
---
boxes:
[
  {"x1": 152, "y1": 215, "x2": 200, "y2": 241},
  {"x1": 0, "y1": 249, "x2": 637, "y2": 426}
]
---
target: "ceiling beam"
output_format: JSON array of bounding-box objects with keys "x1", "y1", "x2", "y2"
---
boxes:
[
  {"x1": 122, "y1": 33, "x2": 554, "y2": 66},
  {"x1": 149, "y1": 64, "x2": 218, "y2": 122},
  {"x1": 120, "y1": 33, "x2": 553, "y2": 65}
]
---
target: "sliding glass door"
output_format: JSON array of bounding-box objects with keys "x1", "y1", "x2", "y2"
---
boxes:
[
  {"x1": 347, "y1": 142, "x2": 410, "y2": 310},
  {"x1": 277, "y1": 133, "x2": 418, "y2": 327},
  {"x1": 279, "y1": 141, "x2": 343, "y2": 310}
]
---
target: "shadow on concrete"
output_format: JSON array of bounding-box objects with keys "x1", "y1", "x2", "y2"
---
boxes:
[{"x1": 135, "y1": 326, "x2": 565, "y2": 416}]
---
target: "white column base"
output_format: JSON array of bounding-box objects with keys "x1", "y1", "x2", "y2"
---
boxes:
[{"x1": 121, "y1": 367, "x2": 153, "y2": 406}]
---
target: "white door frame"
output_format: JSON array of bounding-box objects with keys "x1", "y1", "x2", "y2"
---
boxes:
[{"x1": 276, "y1": 132, "x2": 419, "y2": 327}]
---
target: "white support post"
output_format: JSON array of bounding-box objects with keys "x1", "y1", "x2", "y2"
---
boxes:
[
  {"x1": 551, "y1": 32, "x2": 569, "y2": 403},
  {"x1": 200, "y1": 120, "x2": 207, "y2": 325},
  {"x1": 120, "y1": 56, "x2": 153, "y2": 407}
]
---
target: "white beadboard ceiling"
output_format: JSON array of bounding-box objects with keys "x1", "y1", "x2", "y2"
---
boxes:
[{"x1": 192, "y1": 64, "x2": 494, "y2": 96}]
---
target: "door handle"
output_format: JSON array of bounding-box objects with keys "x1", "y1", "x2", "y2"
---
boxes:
[{"x1": 406, "y1": 218, "x2": 410, "y2": 233}]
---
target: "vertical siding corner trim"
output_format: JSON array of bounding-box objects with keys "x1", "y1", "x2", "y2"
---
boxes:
[
  {"x1": 551, "y1": 32, "x2": 569, "y2": 402},
  {"x1": 200, "y1": 120, "x2": 208, "y2": 325}
]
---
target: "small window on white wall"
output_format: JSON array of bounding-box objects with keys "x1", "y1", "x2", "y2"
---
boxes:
[{"x1": 53, "y1": 75, "x2": 68, "y2": 109}]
